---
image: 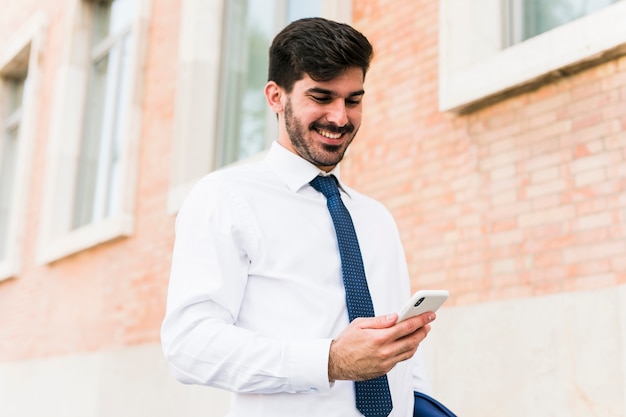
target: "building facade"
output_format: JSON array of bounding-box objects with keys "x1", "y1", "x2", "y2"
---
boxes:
[{"x1": 1, "y1": 0, "x2": 625, "y2": 416}]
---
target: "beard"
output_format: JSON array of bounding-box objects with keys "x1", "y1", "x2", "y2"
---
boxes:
[{"x1": 284, "y1": 98, "x2": 358, "y2": 168}]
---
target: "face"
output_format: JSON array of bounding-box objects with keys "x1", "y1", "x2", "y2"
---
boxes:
[{"x1": 270, "y1": 67, "x2": 365, "y2": 172}]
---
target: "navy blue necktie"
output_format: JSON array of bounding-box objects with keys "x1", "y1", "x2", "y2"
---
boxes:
[{"x1": 310, "y1": 175, "x2": 393, "y2": 417}]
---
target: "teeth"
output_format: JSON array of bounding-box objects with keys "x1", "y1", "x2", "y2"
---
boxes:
[{"x1": 317, "y1": 129, "x2": 341, "y2": 139}]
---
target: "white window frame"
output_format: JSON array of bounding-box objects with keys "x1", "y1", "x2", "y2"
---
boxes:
[
  {"x1": 72, "y1": 1, "x2": 134, "y2": 229},
  {"x1": 439, "y1": 0, "x2": 626, "y2": 112},
  {"x1": 167, "y1": 0, "x2": 353, "y2": 213},
  {"x1": 37, "y1": 0, "x2": 151, "y2": 264},
  {"x1": 0, "y1": 12, "x2": 46, "y2": 281}
]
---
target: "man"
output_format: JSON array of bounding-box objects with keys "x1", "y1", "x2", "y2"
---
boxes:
[{"x1": 161, "y1": 17, "x2": 436, "y2": 417}]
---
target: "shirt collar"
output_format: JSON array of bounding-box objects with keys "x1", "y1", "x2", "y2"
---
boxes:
[{"x1": 265, "y1": 141, "x2": 351, "y2": 197}]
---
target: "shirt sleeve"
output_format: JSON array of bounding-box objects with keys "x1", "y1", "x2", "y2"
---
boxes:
[{"x1": 160, "y1": 176, "x2": 333, "y2": 394}]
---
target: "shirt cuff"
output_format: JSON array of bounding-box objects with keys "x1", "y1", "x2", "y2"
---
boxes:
[{"x1": 285, "y1": 338, "x2": 333, "y2": 394}]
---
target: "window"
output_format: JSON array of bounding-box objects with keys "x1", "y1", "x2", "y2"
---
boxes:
[
  {"x1": 217, "y1": 0, "x2": 322, "y2": 167},
  {"x1": 0, "y1": 12, "x2": 45, "y2": 280},
  {"x1": 505, "y1": 0, "x2": 622, "y2": 46},
  {"x1": 439, "y1": 0, "x2": 626, "y2": 111},
  {"x1": 168, "y1": 0, "x2": 352, "y2": 211},
  {"x1": 37, "y1": 0, "x2": 150, "y2": 264},
  {"x1": 73, "y1": 0, "x2": 134, "y2": 228},
  {"x1": 0, "y1": 76, "x2": 25, "y2": 260},
  {"x1": 0, "y1": 74, "x2": 26, "y2": 259}
]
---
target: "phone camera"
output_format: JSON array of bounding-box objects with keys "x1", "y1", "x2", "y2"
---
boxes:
[{"x1": 414, "y1": 297, "x2": 425, "y2": 307}]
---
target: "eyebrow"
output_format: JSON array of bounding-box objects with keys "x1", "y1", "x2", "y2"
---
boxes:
[{"x1": 306, "y1": 87, "x2": 365, "y2": 98}]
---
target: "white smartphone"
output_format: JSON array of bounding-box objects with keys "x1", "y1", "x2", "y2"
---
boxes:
[{"x1": 397, "y1": 289, "x2": 449, "y2": 322}]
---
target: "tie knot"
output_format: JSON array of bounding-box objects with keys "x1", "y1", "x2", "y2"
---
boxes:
[{"x1": 310, "y1": 175, "x2": 340, "y2": 199}]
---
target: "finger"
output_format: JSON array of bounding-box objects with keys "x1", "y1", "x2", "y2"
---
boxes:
[
  {"x1": 392, "y1": 312, "x2": 436, "y2": 338},
  {"x1": 393, "y1": 324, "x2": 431, "y2": 362},
  {"x1": 355, "y1": 313, "x2": 398, "y2": 330}
]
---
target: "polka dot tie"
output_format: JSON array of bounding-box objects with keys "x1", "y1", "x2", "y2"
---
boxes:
[{"x1": 310, "y1": 175, "x2": 393, "y2": 417}]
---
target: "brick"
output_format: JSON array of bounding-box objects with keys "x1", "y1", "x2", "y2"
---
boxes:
[
  {"x1": 529, "y1": 264, "x2": 573, "y2": 284},
  {"x1": 490, "y1": 200, "x2": 532, "y2": 220},
  {"x1": 523, "y1": 151, "x2": 566, "y2": 172},
  {"x1": 525, "y1": 179, "x2": 568, "y2": 199},
  {"x1": 489, "y1": 229, "x2": 524, "y2": 247},
  {"x1": 572, "y1": 228, "x2": 611, "y2": 246},
  {"x1": 528, "y1": 166, "x2": 563, "y2": 188},
  {"x1": 519, "y1": 205, "x2": 576, "y2": 228},
  {"x1": 453, "y1": 248, "x2": 490, "y2": 267},
  {"x1": 489, "y1": 218, "x2": 517, "y2": 233},
  {"x1": 491, "y1": 258, "x2": 519, "y2": 275},
  {"x1": 567, "y1": 179, "x2": 622, "y2": 203},
  {"x1": 522, "y1": 92, "x2": 570, "y2": 117},
  {"x1": 562, "y1": 240, "x2": 626, "y2": 264},
  {"x1": 449, "y1": 263, "x2": 489, "y2": 284},
  {"x1": 491, "y1": 189, "x2": 517, "y2": 207},
  {"x1": 479, "y1": 148, "x2": 529, "y2": 172},
  {"x1": 533, "y1": 250, "x2": 563, "y2": 268},
  {"x1": 531, "y1": 193, "x2": 562, "y2": 210},
  {"x1": 572, "y1": 120, "x2": 622, "y2": 144},
  {"x1": 610, "y1": 254, "x2": 626, "y2": 273},
  {"x1": 570, "y1": 153, "x2": 610, "y2": 173},
  {"x1": 529, "y1": 111, "x2": 558, "y2": 129},
  {"x1": 564, "y1": 273, "x2": 616, "y2": 292},
  {"x1": 489, "y1": 244, "x2": 521, "y2": 260},
  {"x1": 521, "y1": 120, "x2": 572, "y2": 144},
  {"x1": 574, "y1": 167, "x2": 607, "y2": 188},
  {"x1": 414, "y1": 244, "x2": 455, "y2": 261},
  {"x1": 575, "y1": 197, "x2": 608, "y2": 215},
  {"x1": 532, "y1": 280, "x2": 566, "y2": 296},
  {"x1": 489, "y1": 164, "x2": 516, "y2": 180},
  {"x1": 572, "y1": 212, "x2": 613, "y2": 231},
  {"x1": 572, "y1": 259, "x2": 612, "y2": 276}
]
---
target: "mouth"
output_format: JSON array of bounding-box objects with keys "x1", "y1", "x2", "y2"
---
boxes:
[
  {"x1": 312, "y1": 124, "x2": 353, "y2": 143},
  {"x1": 316, "y1": 128, "x2": 342, "y2": 140}
]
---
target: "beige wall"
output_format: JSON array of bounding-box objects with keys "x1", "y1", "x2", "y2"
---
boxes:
[
  {"x1": 426, "y1": 285, "x2": 626, "y2": 416},
  {"x1": 0, "y1": 344, "x2": 230, "y2": 417}
]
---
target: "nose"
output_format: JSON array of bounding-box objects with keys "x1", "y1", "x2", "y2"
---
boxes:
[{"x1": 326, "y1": 100, "x2": 348, "y2": 126}]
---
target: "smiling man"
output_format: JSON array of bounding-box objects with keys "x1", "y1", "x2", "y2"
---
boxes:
[{"x1": 161, "y1": 18, "x2": 435, "y2": 417}]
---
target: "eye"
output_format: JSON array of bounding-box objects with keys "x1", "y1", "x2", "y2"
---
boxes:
[
  {"x1": 311, "y1": 95, "x2": 331, "y2": 103},
  {"x1": 346, "y1": 98, "x2": 362, "y2": 107}
]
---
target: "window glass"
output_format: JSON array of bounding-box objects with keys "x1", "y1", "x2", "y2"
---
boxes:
[
  {"x1": 508, "y1": 0, "x2": 622, "y2": 45},
  {"x1": 218, "y1": 0, "x2": 322, "y2": 167},
  {"x1": 0, "y1": 77, "x2": 26, "y2": 259},
  {"x1": 287, "y1": 0, "x2": 322, "y2": 22},
  {"x1": 73, "y1": 0, "x2": 132, "y2": 228}
]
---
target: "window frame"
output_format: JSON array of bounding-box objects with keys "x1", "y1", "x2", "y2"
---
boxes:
[
  {"x1": 36, "y1": 0, "x2": 151, "y2": 264},
  {"x1": 0, "y1": 11, "x2": 46, "y2": 280},
  {"x1": 439, "y1": 0, "x2": 626, "y2": 112},
  {"x1": 505, "y1": 0, "x2": 623, "y2": 46},
  {"x1": 72, "y1": 1, "x2": 134, "y2": 229},
  {"x1": 167, "y1": 0, "x2": 353, "y2": 213}
]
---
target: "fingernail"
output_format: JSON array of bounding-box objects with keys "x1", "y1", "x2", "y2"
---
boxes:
[{"x1": 429, "y1": 314, "x2": 435, "y2": 321}]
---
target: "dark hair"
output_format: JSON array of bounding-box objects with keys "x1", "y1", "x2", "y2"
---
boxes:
[{"x1": 268, "y1": 17, "x2": 374, "y2": 92}]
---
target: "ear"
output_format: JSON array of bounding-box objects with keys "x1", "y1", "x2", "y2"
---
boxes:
[{"x1": 265, "y1": 81, "x2": 284, "y2": 113}]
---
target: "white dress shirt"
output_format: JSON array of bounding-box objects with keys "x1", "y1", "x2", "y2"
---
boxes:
[{"x1": 161, "y1": 141, "x2": 432, "y2": 417}]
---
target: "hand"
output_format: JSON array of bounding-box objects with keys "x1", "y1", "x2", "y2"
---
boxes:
[{"x1": 328, "y1": 312, "x2": 435, "y2": 382}]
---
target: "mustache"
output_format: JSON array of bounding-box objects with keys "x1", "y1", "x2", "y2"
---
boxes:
[{"x1": 310, "y1": 122, "x2": 354, "y2": 134}]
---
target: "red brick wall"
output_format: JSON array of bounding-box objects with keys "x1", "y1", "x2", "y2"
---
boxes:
[{"x1": 347, "y1": 0, "x2": 626, "y2": 305}]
